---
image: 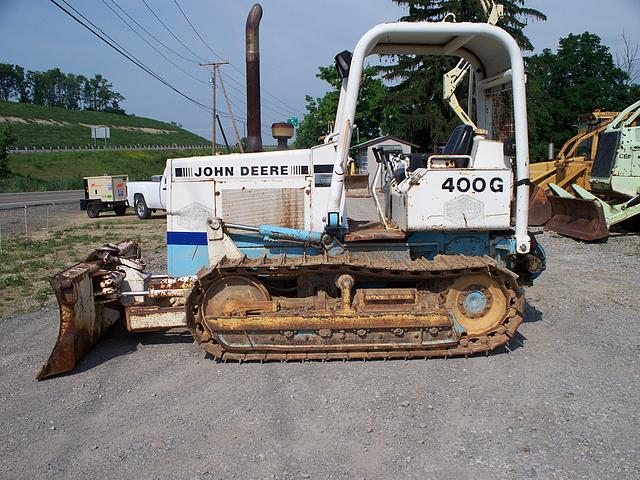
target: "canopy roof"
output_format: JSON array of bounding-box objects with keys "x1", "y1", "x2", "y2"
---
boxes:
[{"x1": 366, "y1": 22, "x2": 516, "y2": 82}]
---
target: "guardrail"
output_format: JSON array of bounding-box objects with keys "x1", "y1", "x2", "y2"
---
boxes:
[{"x1": 8, "y1": 143, "x2": 213, "y2": 154}]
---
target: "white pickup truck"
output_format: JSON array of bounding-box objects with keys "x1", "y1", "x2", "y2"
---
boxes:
[{"x1": 126, "y1": 172, "x2": 167, "y2": 219}]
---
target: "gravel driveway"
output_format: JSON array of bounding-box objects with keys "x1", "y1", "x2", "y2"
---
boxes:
[{"x1": 1, "y1": 215, "x2": 638, "y2": 479}]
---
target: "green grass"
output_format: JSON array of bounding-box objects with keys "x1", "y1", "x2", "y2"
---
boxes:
[
  {"x1": 0, "y1": 273, "x2": 26, "y2": 288},
  {"x1": 1, "y1": 148, "x2": 211, "y2": 192},
  {"x1": 0, "y1": 220, "x2": 166, "y2": 317},
  {"x1": 0, "y1": 100, "x2": 208, "y2": 148}
]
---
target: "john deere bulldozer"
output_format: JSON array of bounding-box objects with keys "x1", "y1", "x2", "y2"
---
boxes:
[
  {"x1": 544, "y1": 100, "x2": 640, "y2": 241},
  {"x1": 38, "y1": 9, "x2": 546, "y2": 379}
]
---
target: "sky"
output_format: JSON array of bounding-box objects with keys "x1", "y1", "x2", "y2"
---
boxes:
[{"x1": 1, "y1": 0, "x2": 638, "y2": 143}]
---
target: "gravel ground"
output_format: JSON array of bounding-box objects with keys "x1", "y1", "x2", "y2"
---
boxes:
[{"x1": 1, "y1": 200, "x2": 639, "y2": 479}]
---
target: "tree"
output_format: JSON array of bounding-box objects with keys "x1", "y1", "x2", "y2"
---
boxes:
[
  {"x1": 0, "y1": 64, "x2": 28, "y2": 102},
  {"x1": 294, "y1": 65, "x2": 386, "y2": 149},
  {"x1": 616, "y1": 32, "x2": 639, "y2": 86},
  {"x1": 526, "y1": 32, "x2": 640, "y2": 160},
  {"x1": 0, "y1": 125, "x2": 16, "y2": 178},
  {"x1": 0, "y1": 63, "x2": 15, "y2": 101},
  {"x1": 392, "y1": 0, "x2": 546, "y2": 50},
  {"x1": 13, "y1": 65, "x2": 29, "y2": 103},
  {"x1": 1, "y1": 63, "x2": 125, "y2": 112},
  {"x1": 380, "y1": 0, "x2": 546, "y2": 149}
]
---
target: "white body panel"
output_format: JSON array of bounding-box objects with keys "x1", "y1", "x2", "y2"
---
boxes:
[
  {"x1": 127, "y1": 176, "x2": 166, "y2": 210},
  {"x1": 388, "y1": 138, "x2": 512, "y2": 231},
  {"x1": 390, "y1": 169, "x2": 512, "y2": 230},
  {"x1": 164, "y1": 145, "x2": 339, "y2": 277},
  {"x1": 168, "y1": 149, "x2": 313, "y2": 229}
]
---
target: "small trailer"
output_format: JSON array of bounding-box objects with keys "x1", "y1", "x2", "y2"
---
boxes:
[{"x1": 81, "y1": 175, "x2": 128, "y2": 218}]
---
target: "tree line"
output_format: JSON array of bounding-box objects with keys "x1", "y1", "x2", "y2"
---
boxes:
[
  {"x1": 0, "y1": 63, "x2": 125, "y2": 113},
  {"x1": 294, "y1": 0, "x2": 639, "y2": 161}
]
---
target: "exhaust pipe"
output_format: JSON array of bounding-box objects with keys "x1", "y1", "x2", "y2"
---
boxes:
[{"x1": 246, "y1": 3, "x2": 263, "y2": 153}]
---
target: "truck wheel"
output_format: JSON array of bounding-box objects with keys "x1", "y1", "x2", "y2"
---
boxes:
[
  {"x1": 135, "y1": 196, "x2": 152, "y2": 220},
  {"x1": 114, "y1": 204, "x2": 127, "y2": 216},
  {"x1": 87, "y1": 201, "x2": 100, "y2": 218}
]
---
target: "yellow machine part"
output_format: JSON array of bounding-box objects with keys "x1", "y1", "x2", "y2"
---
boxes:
[
  {"x1": 528, "y1": 111, "x2": 619, "y2": 226},
  {"x1": 185, "y1": 253, "x2": 525, "y2": 362},
  {"x1": 530, "y1": 158, "x2": 593, "y2": 191}
]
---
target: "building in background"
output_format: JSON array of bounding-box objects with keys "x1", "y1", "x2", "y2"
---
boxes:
[{"x1": 353, "y1": 135, "x2": 418, "y2": 190}]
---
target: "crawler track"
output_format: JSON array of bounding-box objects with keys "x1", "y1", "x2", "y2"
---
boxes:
[{"x1": 185, "y1": 253, "x2": 524, "y2": 361}]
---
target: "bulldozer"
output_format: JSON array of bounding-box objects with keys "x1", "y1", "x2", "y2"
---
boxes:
[
  {"x1": 528, "y1": 110, "x2": 620, "y2": 226},
  {"x1": 545, "y1": 100, "x2": 640, "y2": 241},
  {"x1": 38, "y1": 8, "x2": 545, "y2": 379}
]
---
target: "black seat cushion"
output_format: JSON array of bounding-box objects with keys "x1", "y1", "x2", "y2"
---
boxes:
[{"x1": 443, "y1": 124, "x2": 474, "y2": 156}]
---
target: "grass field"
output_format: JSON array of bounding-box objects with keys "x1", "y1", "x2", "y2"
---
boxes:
[
  {"x1": 0, "y1": 148, "x2": 213, "y2": 192},
  {"x1": 0, "y1": 218, "x2": 165, "y2": 318},
  {"x1": 0, "y1": 100, "x2": 208, "y2": 148}
]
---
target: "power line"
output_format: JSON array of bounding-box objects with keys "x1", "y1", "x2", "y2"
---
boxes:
[
  {"x1": 216, "y1": 71, "x2": 295, "y2": 122},
  {"x1": 171, "y1": 0, "x2": 301, "y2": 117},
  {"x1": 141, "y1": 0, "x2": 207, "y2": 63},
  {"x1": 101, "y1": 0, "x2": 209, "y2": 86},
  {"x1": 172, "y1": 0, "x2": 224, "y2": 61},
  {"x1": 222, "y1": 77, "x2": 295, "y2": 122},
  {"x1": 49, "y1": 0, "x2": 212, "y2": 114},
  {"x1": 108, "y1": 0, "x2": 200, "y2": 64}
]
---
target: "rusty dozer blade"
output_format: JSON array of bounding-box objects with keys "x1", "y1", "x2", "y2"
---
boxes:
[
  {"x1": 37, "y1": 241, "x2": 139, "y2": 380},
  {"x1": 545, "y1": 196, "x2": 610, "y2": 241},
  {"x1": 528, "y1": 184, "x2": 552, "y2": 226}
]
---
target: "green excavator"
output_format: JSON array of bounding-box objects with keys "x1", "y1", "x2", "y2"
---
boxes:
[{"x1": 546, "y1": 99, "x2": 640, "y2": 241}]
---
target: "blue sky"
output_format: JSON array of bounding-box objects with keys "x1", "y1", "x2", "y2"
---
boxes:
[{"x1": 1, "y1": 0, "x2": 638, "y2": 142}]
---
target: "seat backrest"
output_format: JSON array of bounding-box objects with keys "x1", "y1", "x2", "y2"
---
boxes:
[{"x1": 443, "y1": 124, "x2": 474, "y2": 156}]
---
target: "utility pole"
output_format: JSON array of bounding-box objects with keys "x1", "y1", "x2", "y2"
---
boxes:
[
  {"x1": 200, "y1": 61, "x2": 229, "y2": 156},
  {"x1": 218, "y1": 72, "x2": 245, "y2": 153}
]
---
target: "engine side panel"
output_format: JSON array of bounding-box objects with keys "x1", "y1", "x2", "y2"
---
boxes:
[{"x1": 402, "y1": 169, "x2": 512, "y2": 230}]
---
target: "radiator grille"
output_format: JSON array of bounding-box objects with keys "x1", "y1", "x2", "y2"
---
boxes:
[{"x1": 220, "y1": 188, "x2": 305, "y2": 229}]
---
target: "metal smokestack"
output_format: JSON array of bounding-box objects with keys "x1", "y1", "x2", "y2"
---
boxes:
[{"x1": 246, "y1": 3, "x2": 263, "y2": 153}]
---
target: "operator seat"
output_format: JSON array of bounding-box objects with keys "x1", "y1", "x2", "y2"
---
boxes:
[
  {"x1": 443, "y1": 124, "x2": 474, "y2": 156},
  {"x1": 408, "y1": 124, "x2": 475, "y2": 171}
]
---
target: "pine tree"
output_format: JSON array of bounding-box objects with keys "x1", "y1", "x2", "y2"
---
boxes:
[{"x1": 381, "y1": 0, "x2": 546, "y2": 149}]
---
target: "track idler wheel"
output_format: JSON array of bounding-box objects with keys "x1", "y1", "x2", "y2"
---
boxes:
[
  {"x1": 187, "y1": 275, "x2": 272, "y2": 357},
  {"x1": 201, "y1": 276, "x2": 270, "y2": 317},
  {"x1": 445, "y1": 273, "x2": 508, "y2": 336}
]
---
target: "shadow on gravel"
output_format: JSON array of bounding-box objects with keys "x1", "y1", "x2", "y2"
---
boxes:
[
  {"x1": 524, "y1": 300, "x2": 543, "y2": 323},
  {"x1": 68, "y1": 323, "x2": 193, "y2": 376},
  {"x1": 483, "y1": 301, "x2": 542, "y2": 357}
]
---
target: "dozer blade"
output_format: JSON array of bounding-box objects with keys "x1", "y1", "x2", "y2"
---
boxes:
[
  {"x1": 545, "y1": 196, "x2": 609, "y2": 241},
  {"x1": 528, "y1": 184, "x2": 552, "y2": 226},
  {"x1": 37, "y1": 241, "x2": 139, "y2": 380}
]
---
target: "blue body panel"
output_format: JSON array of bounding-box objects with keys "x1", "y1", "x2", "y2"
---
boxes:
[
  {"x1": 167, "y1": 231, "x2": 322, "y2": 277},
  {"x1": 167, "y1": 243, "x2": 209, "y2": 277},
  {"x1": 167, "y1": 231, "x2": 207, "y2": 246},
  {"x1": 406, "y1": 232, "x2": 489, "y2": 259}
]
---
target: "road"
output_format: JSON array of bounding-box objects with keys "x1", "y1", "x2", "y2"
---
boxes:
[{"x1": 0, "y1": 190, "x2": 83, "y2": 209}]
